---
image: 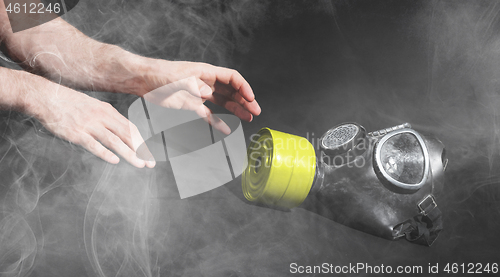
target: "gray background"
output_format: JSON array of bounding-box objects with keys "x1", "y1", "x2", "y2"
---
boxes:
[{"x1": 0, "y1": 0, "x2": 499, "y2": 276}]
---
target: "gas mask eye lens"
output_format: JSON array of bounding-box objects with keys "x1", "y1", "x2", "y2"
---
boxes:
[
  {"x1": 374, "y1": 129, "x2": 430, "y2": 193},
  {"x1": 380, "y1": 133, "x2": 425, "y2": 184}
]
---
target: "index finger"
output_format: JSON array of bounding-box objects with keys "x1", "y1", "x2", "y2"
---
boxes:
[{"x1": 210, "y1": 66, "x2": 256, "y2": 103}]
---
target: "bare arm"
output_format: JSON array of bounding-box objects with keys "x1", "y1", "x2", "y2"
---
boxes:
[
  {"x1": 0, "y1": 0, "x2": 140, "y2": 93},
  {"x1": 0, "y1": 65, "x2": 154, "y2": 168},
  {"x1": 0, "y1": 0, "x2": 260, "y2": 116},
  {"x1": 0, "y1": 1, "x2": 153, "y2": 168},
  {"x1": 0, "y1": 0, "x2": 260, "y2": 167},
  {"x1": 0, "y1": 66, "x2": 31, "y2": 111}
]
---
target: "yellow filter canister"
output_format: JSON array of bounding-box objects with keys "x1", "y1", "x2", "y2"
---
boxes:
[{"x1": 242, "y1": 128, "x2": 317, "y2": 209}]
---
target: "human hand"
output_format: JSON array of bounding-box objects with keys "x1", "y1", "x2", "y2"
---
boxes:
[
  {"x1": 23, "y1": 73, "x2": 155, "y2": 169},
  {"x1": 122, "y1": 58, "x2": 261, "y2": 133}
]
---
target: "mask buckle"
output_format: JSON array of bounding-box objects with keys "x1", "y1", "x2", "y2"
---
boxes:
[{"x1": 418, "y1": 194, "x2": 437, "y2": 216}]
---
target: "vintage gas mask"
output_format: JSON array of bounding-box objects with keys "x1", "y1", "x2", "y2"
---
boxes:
[{"x1": 242, "y1": 123, "x2": 447, "y2": 246}]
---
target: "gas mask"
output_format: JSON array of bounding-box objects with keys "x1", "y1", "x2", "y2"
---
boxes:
[{"x1": 242, "y1": 123, "x2": 447, "y2": 246}]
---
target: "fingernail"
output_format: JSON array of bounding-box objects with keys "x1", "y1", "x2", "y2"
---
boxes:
[
  {"x1": 146, "y1": 160, "x2": 156, "y2": 168},
  {"x1": 254, "y1": 100, "x2": 262, "y2": 115},
  {"x1": 135, "y1": 158, "x2": 146, "y2": 168},
  {"x1": 200, "y1": 85, "x2": 212, "y2": 96},
  {"x1": 221, "y1": 124, "x2": 231, "y2": 135},
  {"x1": 110, "y1": 155, "x2": 120, "y2": 164}
]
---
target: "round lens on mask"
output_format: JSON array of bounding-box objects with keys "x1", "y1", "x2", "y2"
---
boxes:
[
  {"x1": 380, "y1": 133, "x2": 424, "y2": 184},
  {"x1": 374, "y1": 129, "x2": 429, "y2": 193}
]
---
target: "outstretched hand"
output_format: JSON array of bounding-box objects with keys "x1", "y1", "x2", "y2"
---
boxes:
[
  {"x1": 0, "y1": 3, "x2": 261, "y2": 169},
  {"x1": 15, "y1": 58, "x2": 261, "y2": 169},
  {"x1": 25, "y1": 59, "x2": 262, "y2": 169},
  {"x1": 128, "y1": 59, "x2": 261, "y2": 127},
  {"x1": 25, "y1": 75, "x2": 155, "y2": 169}
]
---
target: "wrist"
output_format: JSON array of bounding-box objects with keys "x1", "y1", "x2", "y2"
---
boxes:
[
  {"x1": 95, "y1": 44, "x2": 159, "y2": 96},
  {"x1": 11, "y1": 70, "x2": 52, "y2": 118},
  {"x1": 0, "y1": 68, "x2": 31, "y2": 113}
]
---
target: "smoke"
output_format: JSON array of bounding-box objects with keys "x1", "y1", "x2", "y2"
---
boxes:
[
  {"x1": 413, "y1": 0, "x2": 500, "y2": 204},
  {"x1": 1, "y1": 1, "x2": 500, "y2": 276},
  {"x1": 59, "y1": 0, "x2": 269, "y2": 65},
  {"x1": 1, "y1": 0, "x2": 274, "y2": 276},
  {"x1": 84, "y1": 164, "x2": 159, "y2": 277},
  {"x1": 0, "y1": 111, "x2": 162, "y2": 277},
  {"x1": 0, "y1": 113, "x2": 76, "y2": 277}
]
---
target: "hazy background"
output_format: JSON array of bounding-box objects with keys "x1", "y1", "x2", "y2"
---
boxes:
[{"x1": 1, "y1": 0, "x2": 499, "y2": 276}]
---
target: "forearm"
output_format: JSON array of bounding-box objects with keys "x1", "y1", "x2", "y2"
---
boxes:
[
  {"x1": 0, "y1": 66, "x2": 60, "y2": 118},
  {"x1": 0, "y1": 65, "x2": 154, "y2": 168},
  {"x1": 0, "y1": 66, "x2": 32, "y2": 112},
  {"x1": 0, "y1": 0, "x2": 145, "y2": 95}
]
